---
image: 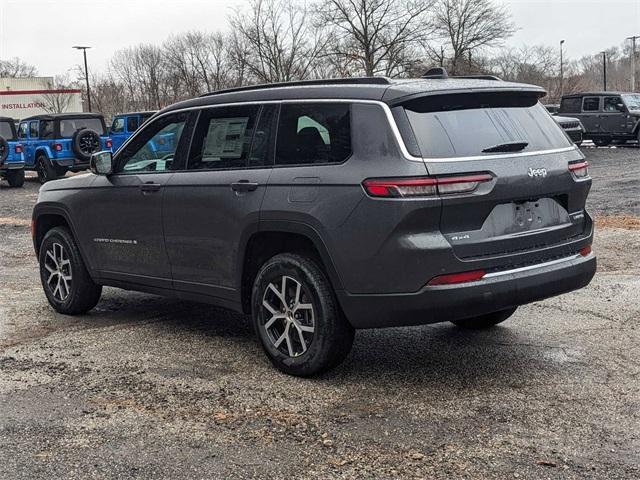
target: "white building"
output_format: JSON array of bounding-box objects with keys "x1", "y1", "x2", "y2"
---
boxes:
[{"x1": 0, "y1": 77, "x2": 83, "y2": 120}]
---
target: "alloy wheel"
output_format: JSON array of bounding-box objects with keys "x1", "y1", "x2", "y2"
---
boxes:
[
  {"x1": 261, "y1": 275, "x2": 315, "y2": 357},
  {"x1": 44, "y1": 242, "x2": 72, "y2": 301}
]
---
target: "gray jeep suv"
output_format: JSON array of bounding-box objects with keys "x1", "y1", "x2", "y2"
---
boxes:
[{"x1": 32, "y1": 74, "x2": 596, "y2": 376}]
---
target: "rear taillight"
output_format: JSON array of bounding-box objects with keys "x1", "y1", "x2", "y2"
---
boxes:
[
  {"x1": 15, "y1": 144, "x2": 23, "y2": 154},
  {"x1": 105, "y1": 138, "x2": 113, "y2": 149},
  {"x1": 53, "y1": 143, "x2": 63, "y2": 152},
  {"x1": 579, "y1": 245, "x2": 592, "y2": 256},
  {"x1": 569, "y1": 160, "x2": 588, "y2": 178},
  {"x1": 363, "y1": 174, "x2": 492, "y2": 198},
  {"x1": 427, "y1": 270, "x2": 486, "y2": 286}
]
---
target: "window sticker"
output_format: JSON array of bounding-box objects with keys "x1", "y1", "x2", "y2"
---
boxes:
[{"x1": 202, "y1": 117, "x2": 249, "y2": 160}]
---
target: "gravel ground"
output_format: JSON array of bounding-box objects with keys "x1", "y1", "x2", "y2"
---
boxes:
[{"x1": 0, "y1": 147, "x2": 639, "y2": 479}]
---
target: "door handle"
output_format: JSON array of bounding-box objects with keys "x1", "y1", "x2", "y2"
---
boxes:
[
  {"x1": 140, "y1": 182, "x2": 162, "y2": 193},
  {"x1": 231, "y1": 180, "x2": 259, "y2": 192}
]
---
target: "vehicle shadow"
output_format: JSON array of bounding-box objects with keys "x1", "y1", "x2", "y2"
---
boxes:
[{"x1": 83, "y1": 292, "x2": 550, "y2": 388}]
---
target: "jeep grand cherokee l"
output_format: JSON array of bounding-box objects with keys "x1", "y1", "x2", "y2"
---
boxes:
[{"x1": 32, "y1": 75, "x2": 596, "y2": 376}]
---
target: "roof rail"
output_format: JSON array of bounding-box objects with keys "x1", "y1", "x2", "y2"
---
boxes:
[
  {"x1": 421, "y1": 67, "x2": 502, "y2": 81},
  {"x1": 455, "y1": 74, "x2": 503, "y2": 81},
  {"x1": 200, "y1": 77, "x2": 392, "y2": 97}
]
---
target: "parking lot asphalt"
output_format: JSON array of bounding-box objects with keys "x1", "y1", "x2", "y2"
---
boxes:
[{"x1": 0, "y1": 147, "x2": 639, "y2": 479}]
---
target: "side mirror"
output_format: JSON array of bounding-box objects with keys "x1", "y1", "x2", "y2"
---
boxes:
[
  {"x1": 616, "y1": 103, "x2": 626, "y2": 112},
  {"x1": 90, "y1": 151, "x2": 113, "y2": 176}
]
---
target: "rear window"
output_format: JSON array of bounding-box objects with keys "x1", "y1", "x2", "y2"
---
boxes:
[
  {"x1": 58, "y1": 117, "x2": 105, "y2": 137},
  {"x1": 0, "y1": 121, "x2": 15, "y2": 140},
  {"x1": 402, "y1": 93, "x2": 571, "y2": 159}
]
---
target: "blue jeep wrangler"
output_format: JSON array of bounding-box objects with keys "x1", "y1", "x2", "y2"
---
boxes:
[
  {"x1": 109, "y1": 111, "x2": 156, "y2": 152},
  {"x1": 18, "y1": 113, "x2": 112, "y2": 183},
  {"x1": 0, "y1": 116, "x2": 26, "y2": 187}
]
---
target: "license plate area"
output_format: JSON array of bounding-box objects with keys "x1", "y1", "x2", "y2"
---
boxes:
[{"x1": 445, "y1": 197, "x2": 573, "y2": 247}]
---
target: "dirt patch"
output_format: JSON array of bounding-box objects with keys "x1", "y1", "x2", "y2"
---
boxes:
[{"x1": 595, "y1": 215, "x2": 640, "y2": 230}]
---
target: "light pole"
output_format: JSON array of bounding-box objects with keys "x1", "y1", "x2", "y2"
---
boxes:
[
  {"x1": 73, "y1": 46, "x2": 92, "y2": 112},
  {"x1": 600, "y1": 51, "x2": 607, "y2": 91},
  {"x1": 560, "y1": 40, "x2": 565, "y2": 99},
  {"x1": 627, "y1": 36, "x2": 639, "y2": 91}
]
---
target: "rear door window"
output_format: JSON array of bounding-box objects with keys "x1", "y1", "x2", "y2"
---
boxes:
[
  {"x1": 401, "y1": 93, "x2": 571, "y2": 159},
  {"x1": 582, "y1": 97, "x2": 600, "y2": 112},
  {"x1": 275, "y1": 103, "x2": 351, "y2": 165},
  {"x1": 127, "y1": 116, "x2": 140, "y2": 132},
  {"x1": 40, "y1": 120, "x2": 54, "y2": 139},
  {"x1": 29, "y1": 121, "x2": 39, "y2": 138},
  {"x1": 18, "y1": 122, "x2": 28, "y2": 139}
]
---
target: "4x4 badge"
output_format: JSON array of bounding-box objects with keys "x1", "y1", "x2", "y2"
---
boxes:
[{"x1": 528, "y1": 167, "x2": 547, "y2": 178}]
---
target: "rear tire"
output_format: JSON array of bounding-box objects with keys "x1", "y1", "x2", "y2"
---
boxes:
[
  {"x1": 39, "y1": 226, "x2": 102, "y2": 315},
  {"x1": 6, "y1": 169, "x2": 25, "y2": 187},
  {"x1": 451, "y1": 307, "x2": 517, "y2": 330},
  {"x1": 251, "y1": 253, "x2": 354, "y2": 377},
  {"x1": 36, "y1": 154, "x2": 56, "y2": 184},
  {"x1": 593, "y1": 138, "x2": 611, "y2": 147}
]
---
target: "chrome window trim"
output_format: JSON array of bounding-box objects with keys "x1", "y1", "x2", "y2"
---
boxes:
[{"x1": 116, "y1": 98, "x2": 579, "y2": 165}]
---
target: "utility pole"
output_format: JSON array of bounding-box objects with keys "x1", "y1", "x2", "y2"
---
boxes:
[
  {"x1": 601, "y1": 51, "x2": 607, "y2": 91},
  {"x1": 72, "y1": 46, "x2": 92, "y2": 112},
  {"x1": 627, "y1": 36, "x2": 639, "y2": 91},
  {"x1": 560, "y1": 40, "x2": 565, "y2": 99}
]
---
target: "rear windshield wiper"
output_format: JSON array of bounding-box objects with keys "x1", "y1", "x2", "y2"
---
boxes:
[{"x1": 482, "y1": 141, "x2": 529, "y2": 153}]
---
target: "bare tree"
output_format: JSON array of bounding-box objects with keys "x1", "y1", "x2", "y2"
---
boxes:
[
  {"x1": 229, "y1": 0, "x2": 327, "y2": 83},
  {"x1": 0, "y1": 57, "x2": 38, "y2": 77},
  {"x1": 319, "y1": 0, "x2": 435, "y2": 77},
  {"x1": 40, "y1": 76, "x2": 78, "y2": 113},
  {"x1": 432, "y1": 0, "x2": 515, "y2": 74}
]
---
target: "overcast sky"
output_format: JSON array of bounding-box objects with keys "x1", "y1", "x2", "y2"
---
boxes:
[{"x1": 0, "y1": 0, "x2": 639, "y2": 78}]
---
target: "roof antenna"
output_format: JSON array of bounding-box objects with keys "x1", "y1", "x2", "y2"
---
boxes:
[{"x1": 422, "y1": 67, "x2": 449, "y2": 79}]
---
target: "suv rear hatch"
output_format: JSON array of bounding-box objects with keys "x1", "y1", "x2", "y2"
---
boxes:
[{"x1": 392, "y1": 90, "x2": 590, "y2": 266}]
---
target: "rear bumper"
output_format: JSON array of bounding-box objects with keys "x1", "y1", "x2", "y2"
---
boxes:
[
  {"x1": 0, "y1": 161, "x2": 25, "y2": 170},
  {"x1": 338, "y1": 253, "x2": 596, "y2": 329},
  {"x1": 53, "y1": 157, "x2": 88, "y2": 168}
]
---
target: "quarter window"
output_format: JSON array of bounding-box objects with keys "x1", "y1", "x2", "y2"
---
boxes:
[
  {"x1": 188, "y1": 105, "x2": 260, "y2": 170},
  {"x1": 560, "y1": 97, "x2": 581, "y2": 114},
  {"x1": 127, "y1": 116, "x2": 140, "y2": 132},
  {"x1": 117, "y1": 113, "x2": 187, "y2": 174},
  {"x1": 275, "y1": 103, "x2": 351, "y2": 165},
  {"x1": 582, "y1": 97, "x2": 600, "y2": 112}
]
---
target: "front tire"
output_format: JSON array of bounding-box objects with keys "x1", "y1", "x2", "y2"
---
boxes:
[
  {"x1": 450, "y1": 307, "x2": 517, "y2": 330},
  {"x1": 251, "y1": 253, "x2": 354, "y2": 377},
  {"x1": 39, "y1": 226, "x2": 102, "y2": 315},
  {"x1": 6, "y1": 169, "x2": 25, "y2": 187}
]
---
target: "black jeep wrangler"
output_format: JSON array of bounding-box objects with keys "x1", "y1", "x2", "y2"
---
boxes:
[{"x1": 559, "y1": 92, "x2": 640, "y2": 146}]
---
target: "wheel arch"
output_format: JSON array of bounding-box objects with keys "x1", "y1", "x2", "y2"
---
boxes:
[
  {"x1": 32, "y1": 205, "x2": 94, "y2": 272},
  {"x1": 35, "y1": 146, "x2": 54, "y2": 160},
  {"x1": 239, "y1": 221, "x2": 344, "y2": 315}
]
